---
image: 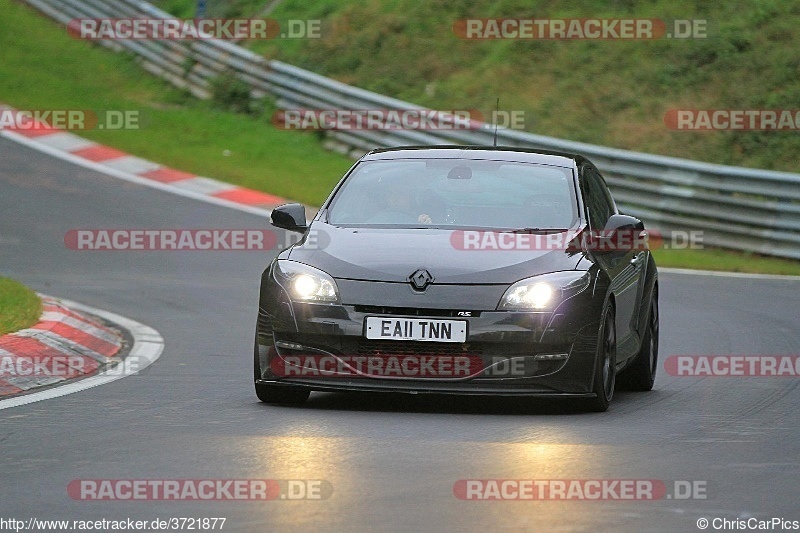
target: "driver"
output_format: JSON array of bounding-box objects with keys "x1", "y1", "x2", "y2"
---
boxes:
[{"x1": 372, "y1": 180, "x2": 432, "y2": 224}]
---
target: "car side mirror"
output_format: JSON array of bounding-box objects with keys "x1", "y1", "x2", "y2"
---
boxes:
[
  {"x1": 271, "y1": 203, "x2": 307, "y2": 233},
  {"x1": 604, "y1": 213, "x2": 644, "y2": 233},
  {"x1": 591, "y1": 214, "x2": 647, "y2": 253}
]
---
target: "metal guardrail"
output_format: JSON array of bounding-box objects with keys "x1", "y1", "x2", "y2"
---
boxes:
[{"x1": 22, "y1": 0, "x2": 800, "y2": 259}]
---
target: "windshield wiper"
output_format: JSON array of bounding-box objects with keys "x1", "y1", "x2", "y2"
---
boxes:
[{"x1": 506, "y1": 227, "x2": 569, "y2": 234}]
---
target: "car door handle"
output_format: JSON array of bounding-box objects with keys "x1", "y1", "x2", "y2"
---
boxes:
[{"x1": 630, "y1": 252, "x2": 646, "y2": 266}]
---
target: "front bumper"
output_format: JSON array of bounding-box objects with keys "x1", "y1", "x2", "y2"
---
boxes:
[{"x1": 256, "y1": 287, "x2": 603, "y2": 395}]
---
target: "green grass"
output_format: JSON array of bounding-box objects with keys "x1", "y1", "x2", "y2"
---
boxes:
[
  {"x1": 3, "y1": 2, "x2": 799, "y2": 276},
  {"x1": 0, "y1": 1, "x2": 353, "y2": 206},
  {"x1": 0, "y1": 277, "x2": 42, "y2": 336}
]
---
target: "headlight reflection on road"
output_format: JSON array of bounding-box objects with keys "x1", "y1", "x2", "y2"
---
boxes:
[
  {"x1": 489, "y1": 442, "x2": 601, "y2": 477},
  {"x1": 245, "y1": 436, "x2": 346, "y2": 477}
]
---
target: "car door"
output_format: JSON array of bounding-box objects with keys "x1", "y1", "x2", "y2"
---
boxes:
[{"x1": 580, "y1": 164, "x2": 643, "y2": 363}]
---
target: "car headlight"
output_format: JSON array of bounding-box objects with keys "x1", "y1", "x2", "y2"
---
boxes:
[
  {"x1": 498, "y1": 271, "x2": 591, "y2": 310},
  {"x1": 274, "y1": 260, "x2": 339, "y2": 303}
]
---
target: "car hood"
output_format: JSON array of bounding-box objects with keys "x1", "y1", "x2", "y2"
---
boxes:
[{"x1": 285, "y1": 223, "x2": 587, "y2": 284}]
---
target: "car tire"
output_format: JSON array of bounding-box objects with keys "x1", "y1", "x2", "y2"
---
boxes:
[
  {"x1": 254, "y1": 334, "x2": 310, "y2": 404},
  {"x1": 586, "y1": 303, "x2": 616, "y2": 412},
  {"x1": 618, "y1": 288, "x2": 659, "y2": 391}
]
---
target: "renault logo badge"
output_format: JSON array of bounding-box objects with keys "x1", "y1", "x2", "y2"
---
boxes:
[{"x1": 408, "y1": 269, "x2": 434, "y2": 291}]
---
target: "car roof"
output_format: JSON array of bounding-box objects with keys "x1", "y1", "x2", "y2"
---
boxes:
[{"x1": 361, "y1": 145, "x2": 589, "y2": 169}]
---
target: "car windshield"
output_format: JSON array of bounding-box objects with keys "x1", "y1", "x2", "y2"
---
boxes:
[{"x1": 326, "y1": 158, "x2": 578, "y2": 230}]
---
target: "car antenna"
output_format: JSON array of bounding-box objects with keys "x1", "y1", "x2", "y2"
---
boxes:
[{"x1": 493, "y1": 97, "x2": 499, "y2": 147}]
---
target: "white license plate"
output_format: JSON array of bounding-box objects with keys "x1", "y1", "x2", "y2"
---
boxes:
[{"x1": 365, "y1": 317, "x2": 467, "y2": 343}]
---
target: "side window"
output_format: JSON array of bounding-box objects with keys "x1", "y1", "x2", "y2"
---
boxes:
[
  {"x1": 595, "y1": 169, "x2": 618, "y2": 216},
  {"x1": 582, "y1": 166, "x2": 616, "y2": 230}
]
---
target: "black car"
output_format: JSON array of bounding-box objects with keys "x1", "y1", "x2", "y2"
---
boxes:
[{"x1": 254, "y1": 146, "x2": 658, "y2": 411}]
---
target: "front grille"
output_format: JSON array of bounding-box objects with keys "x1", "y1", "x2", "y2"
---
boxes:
[
  {"x1": 357, "y1": 339, "x2": 482, "y2": 357},
  {"x1": 355, "y1": 305, "x2": 481, "y2": 318}
]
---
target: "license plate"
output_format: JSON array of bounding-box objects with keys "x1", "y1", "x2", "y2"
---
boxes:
[{"x1": 365, "y1": 317, "x2": 467, "y2": 343}]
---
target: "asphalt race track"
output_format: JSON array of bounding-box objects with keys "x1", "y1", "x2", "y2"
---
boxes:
[{"x1": 1, "y1": 136, "x2": 799, "y2": 532}]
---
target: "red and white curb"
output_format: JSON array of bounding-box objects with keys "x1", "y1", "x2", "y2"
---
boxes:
[
  {"x1": 0, "y1": 295, "x2": 164, "y2": 410},
  {"x1": 0, "y1": 296, "x2": 121, "y2": 395},
  {"x1": 0, "y1": 104, "x2": 316, "y2": 219}
]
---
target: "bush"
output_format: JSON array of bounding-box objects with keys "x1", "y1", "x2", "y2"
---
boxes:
[{"x1": 210, "y1": 71, "x2": 256, "y2": 115}]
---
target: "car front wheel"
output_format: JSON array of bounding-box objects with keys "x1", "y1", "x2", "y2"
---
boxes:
[
  {"x1": 618, "y1": 288, "x2": 659, "y2": 391},
  {"x1": 586, "y1": 303, "x2": 616, "y2": 412}
]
